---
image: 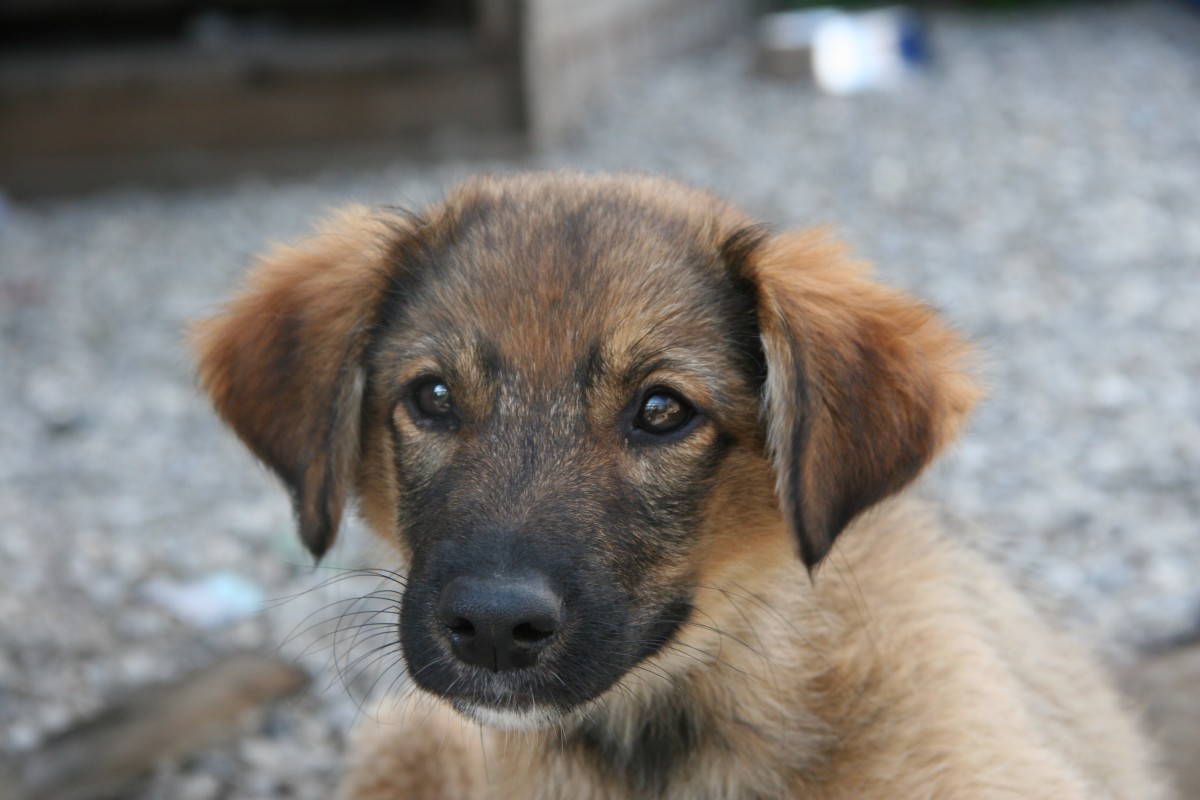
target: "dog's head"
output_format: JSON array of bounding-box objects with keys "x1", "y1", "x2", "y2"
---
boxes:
[{"x1": 195, "y1": 172, "x2": 978, "y2": 727}]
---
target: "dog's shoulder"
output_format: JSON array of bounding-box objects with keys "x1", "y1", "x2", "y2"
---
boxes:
[{"x1": 806, "y1": 500, "x2": 1170, "y2": 799}]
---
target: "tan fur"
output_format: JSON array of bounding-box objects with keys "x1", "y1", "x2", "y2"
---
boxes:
[
  {"x1": 193, "y1": 206, "x2": 401, "y2": 556},
  {"x1": 195, "y1": 172, "x2": 1170, "y2": 799}
]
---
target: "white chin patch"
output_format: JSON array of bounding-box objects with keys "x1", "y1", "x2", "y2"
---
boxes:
[{"x1": 457, "y1": 703, "x2": 560, "y2": 731}]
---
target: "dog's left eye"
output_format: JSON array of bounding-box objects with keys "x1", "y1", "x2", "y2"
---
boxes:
[
  {"x1": 635, "y1": 390, "x2": 694, "y2": 435},
  {"x1": 411, "y1": 377, "x2": 454, "y2": 420}
]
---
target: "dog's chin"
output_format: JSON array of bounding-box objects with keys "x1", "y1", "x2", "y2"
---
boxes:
[{"x1": 451, "y1": 699, "x2": 564, "y2": 731}]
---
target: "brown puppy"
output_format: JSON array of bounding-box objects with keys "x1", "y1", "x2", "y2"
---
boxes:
[{"x1": 195, "y1": 172, "x2": 1169, "y2": 799}]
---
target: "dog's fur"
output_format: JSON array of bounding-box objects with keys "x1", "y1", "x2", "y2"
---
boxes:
[{"x1": 196, "y1": 172, "x2": 1169, "y2": 799}]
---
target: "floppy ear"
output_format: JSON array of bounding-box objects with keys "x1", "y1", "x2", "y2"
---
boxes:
[
  {"x1": 741, "y1": 230, "x2": 981, "y2": 569},
  {"x1": 193, "y1": 206, "x2": 399, "y2": 559}
]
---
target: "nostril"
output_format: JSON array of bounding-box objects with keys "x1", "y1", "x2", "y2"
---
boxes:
[
  {"x1": 512, "y1": 620, "x2": 555, "y2": 646},
  {"x1": 444, "y1": 617, "x2": 475, "y2": 639}
]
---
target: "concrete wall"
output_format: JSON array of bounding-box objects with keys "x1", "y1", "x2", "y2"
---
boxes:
[{"x1": 520, "y1": 0, "x2": 747, "y2": 146}]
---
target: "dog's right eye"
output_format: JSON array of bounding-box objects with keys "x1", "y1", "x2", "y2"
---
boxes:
[
  {"x1": 633, "y1": 389, "x2": 696, "y2": 438},
  {"x1": 411, "y1": 377, "x2": 454, "y2": 421}
]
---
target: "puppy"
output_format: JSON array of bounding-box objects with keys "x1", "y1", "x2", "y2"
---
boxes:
[{"x1": 195, "y1": 172, "x2": 1169, "y2": 799}]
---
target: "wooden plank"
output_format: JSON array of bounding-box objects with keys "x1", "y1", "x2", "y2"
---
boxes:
[
  {"x1": 0, "y1": 651, "x2": 308, "y2": 800},
  {"x1": 1122, "y1": 642, "x2": 1200, "y2": 800},
  {"x1": 0, "y1": 27, "x2": 523, "y2": 193},
  {"x1": 0, "y1": 29, "x2": 484, "y2": 92},
  {"x1": 2, "y1": 59, "x2": 518, "y2": 156}
]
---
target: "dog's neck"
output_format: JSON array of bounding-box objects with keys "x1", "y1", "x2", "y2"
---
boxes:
[
  {"x1": 532, "y1": 562, "x2": 840, "y2": 799},
  {"x1": 563, "y1": 685, "x2": 711, "y2": 796}
]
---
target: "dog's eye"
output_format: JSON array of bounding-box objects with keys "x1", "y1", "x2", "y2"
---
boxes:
[
  {"x1": 635, "y1": 390, "x2": 693, "y2": 435},
  {"x1": 412, "y1": 378, "x2": 453, "y2": 420}
]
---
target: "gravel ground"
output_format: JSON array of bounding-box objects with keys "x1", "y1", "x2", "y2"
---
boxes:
[{"x1": 2, "y1": 2, "x2": 1198, "y2": 796}]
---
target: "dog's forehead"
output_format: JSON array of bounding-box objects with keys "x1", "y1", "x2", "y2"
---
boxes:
[{"x1": 389, "y1": 178, "x2": 751, "y2": 377}]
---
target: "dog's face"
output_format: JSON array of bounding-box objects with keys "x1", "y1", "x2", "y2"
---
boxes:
[
  {"x1": 196, "y1": 173, "x2": 978, "y2": 728},
  {"x1": 365, "y1": 185, "x2": 772, "y2": 724}
]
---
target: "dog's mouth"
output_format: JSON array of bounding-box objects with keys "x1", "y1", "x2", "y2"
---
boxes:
[
  {"x1": 450, "y1": 696, "x2": 565, "y2": 731},
  {"x1": 399, "y1": 584, "x2": 693, "y2": 728}
]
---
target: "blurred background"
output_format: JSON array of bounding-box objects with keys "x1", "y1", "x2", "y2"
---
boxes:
[{"x1": 1, "y1": 1, "x2": 1198, "y2": 797}]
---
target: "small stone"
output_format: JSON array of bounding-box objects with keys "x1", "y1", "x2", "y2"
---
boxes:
[
  {"x1": 25, "y1": 367, "x2": 88, "y2": 434},
  {"x1": 175, "y1": 772, "x2": 223, "y2": 800}
]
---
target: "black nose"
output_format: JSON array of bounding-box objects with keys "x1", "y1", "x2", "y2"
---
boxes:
[{"x1": 436, "y1": 575, "x2": 563, "y2": 672}]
